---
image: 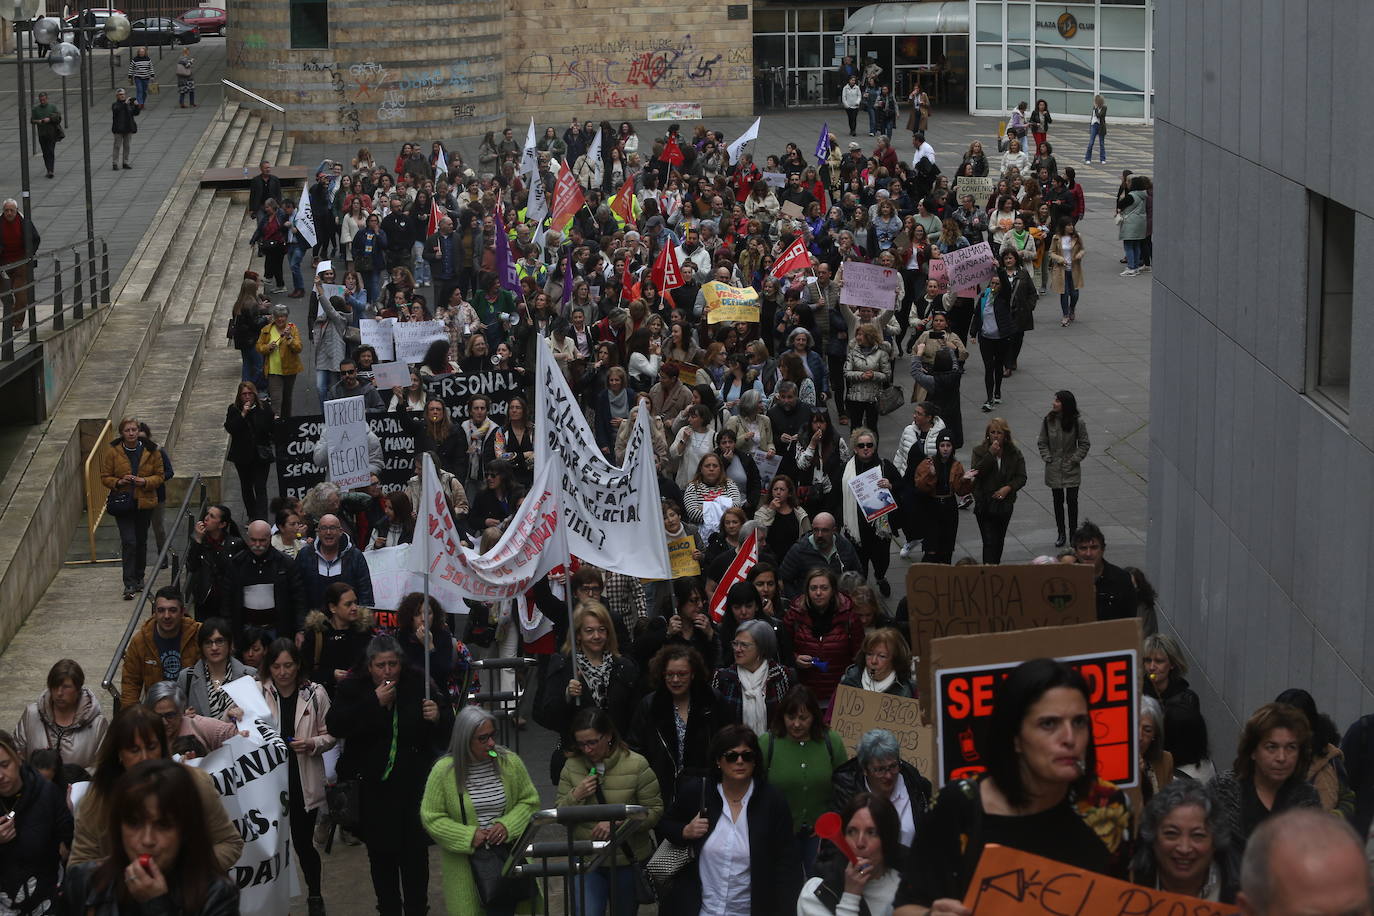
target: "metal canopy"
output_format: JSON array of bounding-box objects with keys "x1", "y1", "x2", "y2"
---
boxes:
[{"x1": 841, "y1": 1, "x2": 969, "y2": 35}]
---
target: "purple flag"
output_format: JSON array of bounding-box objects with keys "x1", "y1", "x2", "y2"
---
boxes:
[
  {"x1": 561, "y1": 245, "x2": 575, "y2": 307},
  {"x1": 814, "y1": 122, "x2": 830, "y2": 165},
  {"x1": 494, "y1": 207, "x2": 521, "y2": 295}
]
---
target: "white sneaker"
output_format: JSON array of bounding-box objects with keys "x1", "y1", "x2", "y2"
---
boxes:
[
  {"x1": 1140, "y1": 265, "x2": 1151, "y2": 272},
  {"x1": 1120, "y1": 268, "x2": 1137, "y2": 277},
  {"x1": 899, "y1": 542, "x2": 914, "y2": 559}
]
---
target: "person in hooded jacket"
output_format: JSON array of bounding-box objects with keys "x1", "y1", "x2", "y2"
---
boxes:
[
  {"x1": 0, "y1": 728, "x2": 72, "y2": 916},
  {"x1": 1274, "y1": 688, "x2": 1354, "y2": 820},
  {"x1": 300, "y1": 582, "x2": 376, "y2": 697},
  {"x1": 295, "y1": 513, "x2": 374, "y2": 609},
  {"x1": 100, "y1": 417, "x2": 167, "y2": 600},
  {"x1": 14, "y1": 658, "x2": 109, "y2": 771},
  {"x1": 913, "y1": 433, "x2": 972, "y2": 564},
  {"x1": 628, "y1": 644, "x2": 738, "y2": 807},
  {"x1": 909, "y1": 349, "x2": 964, "y2": 450}
]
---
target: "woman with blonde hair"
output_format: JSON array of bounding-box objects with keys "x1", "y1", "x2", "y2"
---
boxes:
[{"x1": 843, "y1": 322, "x2": 891, "y2": 436}]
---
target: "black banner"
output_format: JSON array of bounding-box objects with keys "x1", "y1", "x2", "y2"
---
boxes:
[
  {"x1": 272, "y1": 413, "x2": 417, "y2": 500},
  {"x1": 424, "y1": 369, "x2": 524, "y2": 422}
]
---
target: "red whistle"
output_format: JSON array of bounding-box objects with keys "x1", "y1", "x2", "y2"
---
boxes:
[
  {"x1": 813, "y1": 811, "x2": 857, "y2": 864},
  {"x1": 138, "y1": 854, "x2": 152, "y2": 870}
]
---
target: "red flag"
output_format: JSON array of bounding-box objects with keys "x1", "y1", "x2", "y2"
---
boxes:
[
  {"x1": 549, "y1": 168, "x2": 585, "y2": 230},
  {"x1": 621, "y1": 257, "x2": 641, "y2": 301},
  {"x1": 769, "y1": 236, "x2": 812, "y2": 279},
  {"x1": 609, "y1": 172, "x2": 636, "y2": 226},
  {"x1": 427, "y1": 198, "x2": 444, "y2": 238},
  {"x1": 709, "y1": 530, "x2": 758, "y2": 623},
  {"x1": 660, "y1": 137, "x2": 685, "y2": 168},
  {"x1": 651, "y1": 243, "x2": 685, "y2": 292}
]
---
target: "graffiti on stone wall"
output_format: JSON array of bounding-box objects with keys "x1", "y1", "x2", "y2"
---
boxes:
[
  {"x1": 303, "y1": 58, "x2": 361, "y2": 134},
  {"x1": 513, "y1": 33, "x2": 746, "y2": 104}
]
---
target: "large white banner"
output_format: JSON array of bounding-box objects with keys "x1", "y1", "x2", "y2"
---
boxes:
[
  {"x1": 189, "y1": 710, "x2": 299, "y2": 915},
  {"x1": 324, "y1": 396, "x2": 370, "y2": 489}
]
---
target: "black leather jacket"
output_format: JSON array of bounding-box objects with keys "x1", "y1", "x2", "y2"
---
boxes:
[{"x1": 59, "y1": 862, "x2": 240, "y2": 916}]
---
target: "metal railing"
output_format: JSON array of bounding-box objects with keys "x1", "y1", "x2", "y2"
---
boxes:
[
  {"x1": 99, "y1": 473, "x2": 206, "y2": 712},
  {"x1": 0, "y1": 235, "x2": 109, "y2": 363},
  {"x1": 219, "y1": 78, "x2": 285, "y2": 146}
]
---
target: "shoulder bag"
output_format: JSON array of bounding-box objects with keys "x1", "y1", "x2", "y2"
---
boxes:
[
  {"x1": 105, "y1": 443, "x2": 144, "y2": 515},
  {"x1": 461, "y1": 793, "x2": 536, "y2": 908},
  {"x1": 644, "y1": 777, "x2": 704, "y2": 892}
]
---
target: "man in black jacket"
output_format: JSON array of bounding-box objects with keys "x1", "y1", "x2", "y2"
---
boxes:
[
  {"x1": 1073, "y1": 520, "x2": 1137, "y2": 621},
  {"x1": 247, "y1": 160, "x2": 283, "y2": 218},
  {"x1": 222, "y1": 520, "x2": 306, "y2": 637},
  {"x1": 296, "y1": 513, "x2": 374, "y2": 609},
  {"x1": 110, "y1": 88, "x2": 140, "y2": 170},
  {"x1": 423, "y1": 216, "x2": 459, "y2": 313},
  {"x1": 380, "y1": 197, "x2": 417, "y2": 271}
]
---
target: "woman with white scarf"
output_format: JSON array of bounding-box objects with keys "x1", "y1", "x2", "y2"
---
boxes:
[
  {"x1": 840, "y1": 427, "x2": 901, "y2": 598},
  {"x1": 838, "y1": 627, "x2": 914, "y2": 698},
  {"x1": 712, "y1": 617, "x2": 793, "y2": 735}
]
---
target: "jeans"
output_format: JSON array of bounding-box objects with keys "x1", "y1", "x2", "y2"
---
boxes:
[
  {"x1": 570, "y1": 864, "x2": 640, "y2": 916},
  {"x1": 1052, "y1": 486, "x2": 1079, "y2": 539},
  {"x1": 1085, "y1": 123, "x2": 1106, "y2": 162},
  {"x1": 289, "y1": 245, "x2": 307, "y2": 292},
  {"x1": 1123, "y1": 239, "x2": 1143, "y2": 270},
  {"x1": 316, "y1": 370, "x2": 338, "y2": 412},
  {"x1": 1059, "y1": 270, "x2": 1079, "y2": 317},
  {"x1": 116, "y1": 508, "x2": 152, "y2": 591},
  {"x1": 855, "y1": 516, "x2": 891, "y2": 583},
  {"x1": 133, "y1": 77, "x2": 149, "y2": 105},
  {"x1": 411, "y1": 241, "x2": 430, "y2": 286},
  {"x1": 240, "y1": 346, "x2": 266, "y2": 388},
  {"x1": 866, "y1": 104, "x2": 878, "y2": 134},
  {"x1": 364, "y1": 270, "x2": 382, "y2": 304}
]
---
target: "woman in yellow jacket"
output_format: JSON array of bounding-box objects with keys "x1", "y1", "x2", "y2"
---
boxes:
[
  {"x1": 100, "y1": 416, "x2": 166, "y2": 599},
  {"x1": 422, "y1": 706, "x2": 543, "y2": 915},
  {"x1": 255, "y1": 303, "x2": 304, "y2": 417}
]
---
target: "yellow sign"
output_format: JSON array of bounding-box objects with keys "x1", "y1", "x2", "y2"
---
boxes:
[
  {"x1": 667, "y1": 534, "x2": 701, "y2": 578},
  {"x1": 702, "y1": 281, "x2": 762, "y2": 324}
]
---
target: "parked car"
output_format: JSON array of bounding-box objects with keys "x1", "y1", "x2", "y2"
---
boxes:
[
  {"x1": 178, "y1": 6, "x2": 226, "y2": 36},
  {"x1": 105, "y1": 16, "x2": 200, "y2": 47}
]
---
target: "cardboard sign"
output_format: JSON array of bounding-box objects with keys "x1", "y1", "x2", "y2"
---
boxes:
[
  {"x1": 371, "y1": 360, "x2": 413, "y2": 390},
  {"x1": 830, "y1": 684, "x2": 935, "y2": 780},
  {"x1": 943, "y1": 241, "x2": 997, "y2": 292},
  {"x1": 929, "y1": 258, "x2": 949, "y2": 293},
  {"x1": 324, "y1": 396, "x2": 371, "y2": 489},
  {"x1": 931, "y1": 618, "x2": 1142, "y2": 788},
  {"x1": 840, "y1": 261, "x2": 902, "y2": 310},
  {"x1": 906, "y1": 562, "x2": 1095, "y2": 678},
  {"x1": 361, "y1": 318, "x2": 396, "y2": 362},
  {"x1": 702, "y1": 281, "x2": 762, "y2": 324},
  {"x1": 423, "y1": 370, "x2": 523, "y2": 423},
  {"x1": 963, "y1": 844, "x2": 1237, "y2": 916},
  {"x1": 677, "y1": 362, "x2": 703, "y2": 386},
  {"x1": 272, "y1": 413, "x2": 416, "y2": 500},
  {"x1": 955, "y1": 175, "x2": 998, "y2": 201},
  {"x1": 780, "y1": 200, "x2": 805, "y2": 220},
  {"x1": 666, "y1": 533, "x2": 701, "y2": 579},
  {"x1": 392, "y1": 319, "x2": 450, "y2": 363}
]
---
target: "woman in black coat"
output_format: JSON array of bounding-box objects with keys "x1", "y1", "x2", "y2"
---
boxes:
[
  {"x1": 593, "y1": 367, "x2": 633, "y2": 460},
  {"x1": 999, "y1": 248, "x2": 1037, "y2": 373},
  {"x1": 658, "y1": 724, "x2": 803, "y2": 916},
  {"x1": 223, "y1": 380, "x2": 275, "y2": 523},
  {"x1": 325, "y1": 635, "x2": 451, "y2": 916},
  {"x1": 628, "y1": 645, "x2": 738, "y2": 807},
  {"x1": 403, "y1": 398, "x2": 468, "y2": 479},
  {"x1": 909, "y1": 347, "x2": 964, "y2": 450},
  {"x1": 0, "y1": 731, "x2": 72, "y2": 916}
]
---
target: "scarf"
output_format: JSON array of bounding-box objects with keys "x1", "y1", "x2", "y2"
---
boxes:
[
  {"x1": 575, "y1": 652, "x2": 610, "y2": 708},
  {"x1": 607, "y1": 387, "x2": 629, "y2": 417},
  {"x1": 737, "y1": 662, "x2": 770, "y2": 735},
  {"x1": 862, "y1": 668, "x2": 897, "y2": 694}
]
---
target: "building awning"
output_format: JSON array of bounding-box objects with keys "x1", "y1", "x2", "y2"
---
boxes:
[{"x1": 841, "y1": 1, "x2": 969, "y2": 35}]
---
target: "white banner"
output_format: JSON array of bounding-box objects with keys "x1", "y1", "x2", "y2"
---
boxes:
[
  {"x1": 295, "y1": 186, "x2": 317, "y2": 247},
  {"x1": 392, "y1": 320, "x2": 449, "y2": 363},
  {"x1": 190, "y1": 718, "x2": 299, "y2": 915},
  {"x1": 324, "y1": 396, "x2": 370, "y2": 489},
  {"x1": 840, "y1": 261, "x2": 902, "y2": 310},
  {"x1": 360, "y1": 318, "x2": 396, "y2": 362}
]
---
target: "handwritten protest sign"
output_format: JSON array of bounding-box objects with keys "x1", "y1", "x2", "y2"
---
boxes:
[
  {"x1": 963, "y1": 844, "x2": 1237, "y2": 915},
  {"x1": 361, "y1": 318, "x2": 396, "y2": 361},
  {"x1": 667, "y1": 534, "x2": 701, "y2": 578},
  {"x1": 702, "y1": 281, "x2": 762, "y2": 324},
  {"x1": 392, "y1": 319, "x2": 449, "y2": 363},
  {"x1": 955, "y1": 175, "x2": 998, "y2": 201},
  {"x1": 906, "y1": 561, "x2": 1094, "y2": 676},
  {"x1": 780, "y1": 200, "x2": 805, "y2": 220},
  {"x1": 840, "y1": 261, "x2": 902, "y2": 310},
  {"x1": 943, "y1": 241, "x2": 997, "y2": 292},
  {"x1": 848, "y1": 466, "x2": 898, "y2": 522},
  {"x1": 929, "y1": 258, "x2": 949, "y2": 293},
  {"x1": 371, "y1": 360, "x2": 413, "y2": 390},
  {"x1": 324, "y1": 396, "x2": 370, "y2": 489},
  {"x1": 931, "y1": 618, "x2": 1142, "y2": 788},
  {"x1": 830, "y1": 685, "x2": 935, "y2": 779}
]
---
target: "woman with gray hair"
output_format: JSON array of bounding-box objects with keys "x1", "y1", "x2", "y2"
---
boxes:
[
  {"x1": 712, "y1": 614, "x2": 792, "y2": 734},
  {"x1": 421, "y1": 706, "x2": 541, "y2": 914},
  {"x1": 143, "y1": 680, "x2": 239, "y2": 753},
  {"x1": 831, "y1": 728, "x2": 932, "y2": 852},
  {"x1": 1130, "y1": 779, "x2": 1239, "y2": 902},
  {"x1": 1140, "y1": 694, "x2": 1174, "y2": 803}
]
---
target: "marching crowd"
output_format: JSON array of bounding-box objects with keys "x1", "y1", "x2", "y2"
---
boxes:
[{"x1": 3, "y1": 108, "x2": 1366, "y2": 916}]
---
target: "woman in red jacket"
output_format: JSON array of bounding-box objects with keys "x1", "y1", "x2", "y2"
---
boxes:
[{"x1": 782, "y1": 567, "x2": 865, "y2": 713}]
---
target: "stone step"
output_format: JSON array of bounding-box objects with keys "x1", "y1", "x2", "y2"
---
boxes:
[
  {"x1": 184, "y1": 195, "x2": 252, "y2": 330},
  {"x1": 224, "y1": 113, "x2": 265, "y2": 173},
  {"x1": 125, "y1": 323, "x2": 206, "y2": 463},
  {"x1": 177, "y1": 194, "x2": 238, "y2": 327},
  {"x1": 143, "y1": 186, "x2": 221, "y2": 310},
  {"x1": 209, "y1": 107, "x2": 251, "y2": 170}
]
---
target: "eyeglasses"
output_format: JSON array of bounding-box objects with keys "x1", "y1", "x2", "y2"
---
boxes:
[
  {"x1": 156, "y1": 710, "x2": 179, "y2": 721},
  {"x1": 721, "y1": 750, "x2": 755, "y2": 763},
  {"x1": 473, "y1": 731, "x2": 497, "y2": 743},
  {"x1": 341, "y1": 369, "x2": 357, "y2": 375},
  {"x1": 730, "y1": 641, "x2": 755, "y2": 650},
  {"x1": 577, "y1": 584, "x2": 604, "y2": 593},
  {"x1": 204, "y1": 638, "x2": 228, "y2": 648},
  {"x1": 577, "y1": 735, "x2": 608, "y2": 750},
  {"x1": 866, "y1": 761, "x2": 900, "y2": 776}
]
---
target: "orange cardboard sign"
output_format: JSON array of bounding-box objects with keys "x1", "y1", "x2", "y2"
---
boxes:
[{"x1": 963, "y1": 844, "x2": 1237, "y2": 915}]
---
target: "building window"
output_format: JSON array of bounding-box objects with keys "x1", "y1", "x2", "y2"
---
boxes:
[
  {"x1": 1308, "y1": 194, "x2": 1353, "y2": 414},
  {"x1": 290, "y1": 0, "x2": 328, "y2": 49}
]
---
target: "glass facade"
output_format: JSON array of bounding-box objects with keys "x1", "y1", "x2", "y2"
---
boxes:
[{"x1": 972, "y1": 0, "x2": 1153, "y2": 121}]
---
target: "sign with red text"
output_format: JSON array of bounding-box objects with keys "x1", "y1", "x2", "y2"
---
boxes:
[
  {"x1": 840, "y1": 261, "x2": 902, "y2": 310},
  {"x1": 931, "y1": 619, "x2": 1141, "y2": 788}
]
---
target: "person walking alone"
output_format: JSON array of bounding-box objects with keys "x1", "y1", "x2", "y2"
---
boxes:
[
  {"x1": 176, "y1": 48, "x2": 196, "y2": 108},
  {"x1": 127, "y1": 46, "x2": 154, "y2": 106},
  {"x1": 30, "y1": 92, "x2": 61, "y2": 179},
  {"x1": 110, "y1": 88, "x2": 140, "y2": 171},
  {"x1": 842, "y1": 76, "x2": 863, "y2": 138}
]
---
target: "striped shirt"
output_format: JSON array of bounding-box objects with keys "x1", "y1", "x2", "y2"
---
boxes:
[{"x1": 465, "y1": 758, "x2": 506, "y2": 827}]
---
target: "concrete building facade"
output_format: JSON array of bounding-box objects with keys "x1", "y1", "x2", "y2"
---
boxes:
[{"x1": 1150, "y1": 0, "x2": 1374, "y2": 755}]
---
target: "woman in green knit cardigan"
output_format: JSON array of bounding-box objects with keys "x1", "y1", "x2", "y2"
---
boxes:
[{"x1": 421, "y1": 706, "x2": 543, "y2": 915}]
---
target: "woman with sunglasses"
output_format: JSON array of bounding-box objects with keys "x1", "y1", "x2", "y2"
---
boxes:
[
  {"x1": 840, "y1": 427, "x2": 900, "y2": 597},
  {"x1": 659, "y1": 723, "x2": 802, "y2": 916}
]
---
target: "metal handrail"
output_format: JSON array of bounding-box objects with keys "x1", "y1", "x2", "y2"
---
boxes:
[
  {"x1": 82, "y1": 419, "x2": 114, "y2": 562},
  {"x1": 100, "y1": 473, "x2": 205, "y2": 711},
  {"x1": 0, "y1": 235, "x2": 109, "y2": 362},
  {"x1": 219, "y1": 78, "x2": 285, "y2": 141}
]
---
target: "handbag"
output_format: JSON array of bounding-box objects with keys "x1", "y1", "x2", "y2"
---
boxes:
[
  {"x1": 55, "y1": 126, "x2": 65, "y2": 141},
  {"x1": 644, "y1": 836, "x2": 694, "y2": 890},
  {"x1": 105, "y1": 489, "x2": 136, "y2": 516},
  {"x1": 343, "y1": 324, "x2": 362, "y2": 347},
  {"x1": 877, "y1": 384, "x2": 905, "y2": 416},
  {"x1": 326, "y1": 777, "x2": 362, "y2": 833},
  {"x1": 462, "y1": 797, "x2": 536, "y2": 908}
]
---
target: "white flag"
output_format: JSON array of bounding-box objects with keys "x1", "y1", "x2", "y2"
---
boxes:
[
  {"x1": 520, "y1": 117, "x2": 539, "y2": 186},
  {"x1": 295, "y1": 186, "x2": 317, "y2": 247},
  {"x1": 435, "y1": 146, "x2": 448, "y2": 178},
  {"x1": 726, "y1": 117, "x2": 762, "y2": 163},
  {"x1": 408, "y1": 452, "x2": 453, "y2": 575},
  {"x1": 586, "y1": 128, "x2": 604, "y2": 188}
]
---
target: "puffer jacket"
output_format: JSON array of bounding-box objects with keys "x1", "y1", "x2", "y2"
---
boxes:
[
  {"x1": 843, "y1": 343, "x2": 891, "y2": 404},
  {"x1": 14, "y1": 687, "x2": 109, "y2": 770},
  {"x1": 260, "y1": 679, "x2": 336, "y2": 811},
  {"x1": 0, "y1": 762, "x2": 71, "y2": 914},
  {"x1": 554, "y1": 742, "x2": 663, "y2": 864},
  {"x1": 98, "y1": 440, "x2": 165, "y2": 511},
  {"x1": 783, "y1": 592, "x2": 864, "y2": 709}
]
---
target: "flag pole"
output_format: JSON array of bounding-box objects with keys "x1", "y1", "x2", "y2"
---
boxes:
[{"x1": 422, "y1": 453, "x2": 433, "y2": 702}]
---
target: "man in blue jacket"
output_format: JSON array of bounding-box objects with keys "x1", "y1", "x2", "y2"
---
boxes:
[{"x1": 296, "y1": 513, "x2": 374, "y2": 610}]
